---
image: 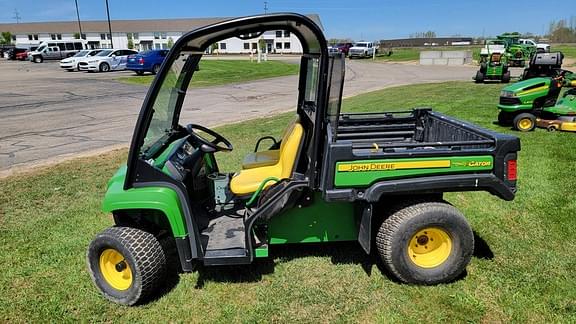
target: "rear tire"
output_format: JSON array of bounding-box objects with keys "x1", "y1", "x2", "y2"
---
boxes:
[
  {"x1": 87, "y1": 226, "x2": 167, "y2": 306},
  {"x1": 513, "y1": 113, "x2": 536, "y2": 132},
  {"x1": 376, "y1": 201, "x2": 474, "y2": 285},
  {"x1": 99, "y1": 62, "x2": 110, "y2": 72}
]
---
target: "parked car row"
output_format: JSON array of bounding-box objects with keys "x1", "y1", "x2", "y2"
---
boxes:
[
  {"x1": 57, "y1": 49, "x2": 168, "y2": 74},
  {"x1": 327, "y1": 41, "x2": 377, "y2": 58}
]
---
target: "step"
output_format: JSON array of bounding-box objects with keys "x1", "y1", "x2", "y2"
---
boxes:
[{"x1": 201, "y1": 213, "x2": 250, "y2": 266}]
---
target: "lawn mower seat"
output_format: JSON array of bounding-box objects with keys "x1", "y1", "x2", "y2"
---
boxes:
[
  {"x1": 490, "y1": 53, "x2": 502, "y2": 65},
  {"x1": 241, "y1": 117, "x2": 300, "y2": 169},
  {"x1": 230, "y1": 120, "x2": 304, "y2": 196}
]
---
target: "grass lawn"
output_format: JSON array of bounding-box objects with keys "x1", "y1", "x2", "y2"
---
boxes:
[
  {"x1": 1, "y1": 82, "x2": 576, "y2": 322},
  {"x1": 117, "y1": 59, "x2": 299, "y2": 86},
  {"x1": 376, "y1": 46, "x2": 482, "y2": 62}
]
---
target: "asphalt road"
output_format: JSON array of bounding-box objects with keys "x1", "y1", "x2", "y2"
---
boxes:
[{"x1": 0, "y1": 58, "x2": 477, "y2": 173}]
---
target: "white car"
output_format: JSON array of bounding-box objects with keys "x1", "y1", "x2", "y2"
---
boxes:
[
  {"x1": 59, "y1": 49, "x2": 102, "y2": 71},
  {"x1": 78, "y1": 49, "x2": 138, "y2": 72},
  {"x1": 519, "y1": 39, "x2": 550, "y2": 53},
  {"x1": 348, "y1": 42, "x2": 376, "y2": 58}
]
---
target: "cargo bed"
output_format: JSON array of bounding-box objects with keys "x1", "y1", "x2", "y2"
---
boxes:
[{"x1": 321, "y1": 109, "x2": 520, "y2": 202}]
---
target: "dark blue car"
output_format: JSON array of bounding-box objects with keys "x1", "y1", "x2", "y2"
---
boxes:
[{"x1": 126, "y1": 49, "x2": 169, "y2": 75}]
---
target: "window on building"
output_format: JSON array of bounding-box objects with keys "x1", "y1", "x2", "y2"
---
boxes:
[
  {"x1": 251, "y1": 43, "x2": 257, "y2": 50},
  {"x1": 100, "y1": 33, "x2": 106, "y2": 40},
  {"x1": 161, "y1": 32, "x2": 167, "y2": 39},
  {"x1": 28, "y1": 35, "x2": 33, "y2": 41},
  {"x1": 154, "y1": 43, "x2": 161, "y2": 49},
  {"x1": 276, "y1": 31, "x2": 282, "y2": 38},
  {"x1": 284, "y1": 31, "x2": 290, "y2": 37},
  {"x1": 50, "y1": 34, "x2": 56, "y2": 40},
  {"x1": 127, "y1": 32, "x2": 139, "y2": 40},
  {"x1": 161, "y1": 43, "x2": 168, "y2": 49},
  {"x1": 33, "y1": 34, "x2": 38, "y2": 40},
  {"x1": 107, "y1": 33, "x2": 111, "y2": 40},
  {"x1": 11, "y1": 35, "x2": 16, "y2": 41},
  {"x1": 243, "y1": 43, "x2": 250, "y2": 50},
  {"x1": 154, "y1": 32, "x2": 160, "y2": 39},
  {"x1": 275, "y1": 42, "x2": 282, "y2": 49},
  {"x1": 81, "y1": 33, "x2": 86, "y2": 40},
  {"x1": 284, "y1": 42, "x2": 291, "y2": 49},
  {"x1": 57, "y1": 34, "x2": 62, "y2": 40},
  {"x1": 220, "y1": 43, "x2": 226, "y2": 50}
]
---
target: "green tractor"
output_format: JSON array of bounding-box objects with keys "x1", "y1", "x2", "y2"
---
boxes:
[
  {"x1": 474, "y1": 52, "x2": 511, "y2": 83},
  {"x1": 86, "y1": 13, "x2": 521, "y2": 305},
  {"x1": 497, "y1": 32, "x2": 536, "y2": 68},
  {"x1": 497, "y1": 70, "x2": 576, "y2": 131}
]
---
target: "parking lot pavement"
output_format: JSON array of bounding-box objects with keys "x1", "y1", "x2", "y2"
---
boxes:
[{"x1": 0, "y1": 59, "x2": 477, "y2": 173}]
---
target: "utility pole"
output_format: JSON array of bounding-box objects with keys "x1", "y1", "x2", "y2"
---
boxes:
[
  {"x1": 75, "y1": 0, "x2": 83, "y2": 39},
  {"x1": 105, "y1": 0, "x2": 113, "y2": 48},
  {"x1": 12, "y1": 9, "x2": 21, "y2": 23},
  {"x1": 264, "y1": 1, "x2": 268, "y2": 14}
]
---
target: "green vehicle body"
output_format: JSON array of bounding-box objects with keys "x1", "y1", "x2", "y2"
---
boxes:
[{"x1": 475, "y1": 53, "x2": 510, "y2": 83}]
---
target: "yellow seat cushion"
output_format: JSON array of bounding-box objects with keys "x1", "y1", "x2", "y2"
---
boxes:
[
  {"x1": 230, "y1": 121, "x2": 304, "y2": 195},
  {"x1": 241, "y1": 150, "x2": 280, "y2": 169}
]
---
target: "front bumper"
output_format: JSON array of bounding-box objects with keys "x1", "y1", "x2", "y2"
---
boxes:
[
  {"x1": 78, "y1": 63, "x2": 99, "y2": 71},
  {"x1": 60, "y1": 62, "x2": 76, "y2": 69}
]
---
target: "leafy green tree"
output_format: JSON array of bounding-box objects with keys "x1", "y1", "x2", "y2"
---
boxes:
[
  {"x1": 127, "y1": 34, "x2": 134, "y2": 49},
  {"x1": 167, "y1": 37, "x2": 174, "y2": 48},
  {"x1": 73, "y1": 32, "x2": 81, "y2": 39},
  {"x1": 1, "y1": 31, "x2": 13, "y2": 45}
]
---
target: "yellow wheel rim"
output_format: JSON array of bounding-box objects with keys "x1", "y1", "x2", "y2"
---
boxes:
[
  {"x1": 408, "y1": 227, "x2": 452, "y2": 268},
  {"x1": 99, "y1": 249, "x2": 132, "y2": 290},
  {"x1": 518, "y1": 118, "x2": 533, "y2": 130}
]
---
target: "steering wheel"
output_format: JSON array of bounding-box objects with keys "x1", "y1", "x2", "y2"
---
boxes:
[{"x1": 185, "y1": 124, "x2": 233, "y2": 153}]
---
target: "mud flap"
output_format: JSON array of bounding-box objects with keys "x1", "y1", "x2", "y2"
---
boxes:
[{"x1": 358, "y1": 204, "x2": 372, "y2": 254}]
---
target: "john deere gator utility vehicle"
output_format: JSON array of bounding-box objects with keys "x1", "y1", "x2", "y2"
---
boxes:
[
  {"x1": 497, "y1": 32, "x2": 536, "y2": 68},
  {"x1": 474, "y1": 52, "x2": 510, "y2": 83},
  {"x1": 87, "y1": 13, "x2": 521, "y2": 305},
  {"x1": 498, "y1": 70, "x2": 576, "y2": 131}
]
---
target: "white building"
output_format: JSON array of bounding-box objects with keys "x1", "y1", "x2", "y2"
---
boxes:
[{"x1": 0, "y1": 15, "x2": 323, "y2": 54}]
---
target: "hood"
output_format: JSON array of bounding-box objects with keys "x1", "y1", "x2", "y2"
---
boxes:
[{"x1": 503, "y1": 77, "x2": 551, "y2": 93}]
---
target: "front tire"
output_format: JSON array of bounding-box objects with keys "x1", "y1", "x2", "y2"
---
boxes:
[
  {"x1": 87, "y1": 227, "x2": 167, "y2": 306},
  {"x1": 376, "y1": 201, "x2": 474, "y2": 285},
  {"x1": 513, "y1": 113, "x2": 536, "y2": 132},
  {"x1": 474, "y1": 71, "x2": 484, "y2": 83},
  {"x1": 502, "y1": 71, "x2": 511, "y2": 83},
  {"x1": 498, "y1": 111, "x2": 514, "y2": 126},
  {"x1": 99, "y1": 62, "x2": 110, "y2": 72},
  {"x1": 33, "y1": 55, "x2": 43, "y2": 63}
]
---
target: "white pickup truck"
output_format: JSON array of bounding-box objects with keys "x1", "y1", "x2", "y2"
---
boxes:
[
  {"x1": 348, "y1": 41, "x2": 376, "y2": 58},
  {"x1": 519, "y1": 39, "x2": 550, "y2": 53}
]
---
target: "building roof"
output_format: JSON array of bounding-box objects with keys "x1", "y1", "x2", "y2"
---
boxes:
[{"x1": 0, "y1": 14, "x2": 323, "y2": 34}]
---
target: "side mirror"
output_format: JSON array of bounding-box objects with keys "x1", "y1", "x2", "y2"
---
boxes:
[{"x1": 111, "y1": 54, "x2": 117, "y2": 58}]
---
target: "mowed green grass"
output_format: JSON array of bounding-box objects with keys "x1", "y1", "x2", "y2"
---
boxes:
[
  {"x1": 1, "y1": 82, "x2": 576, "y2": 322},
  {"x1": 117, "y1": 59, "x2": 299, "y2": 86}
]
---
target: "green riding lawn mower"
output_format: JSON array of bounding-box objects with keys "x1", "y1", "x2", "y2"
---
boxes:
[
  {"x1": 497, "y1": 32, "x2": 536, "y2": 68},
  {"x1": 86, "y1": 13, "x2": 521, "y2": 306},
  {"x1": 497, "y1": 70, "x2": 576, "y2": 131},
  {"x1": 474, "y1": 52, "x2": 511, "y2": 83}
]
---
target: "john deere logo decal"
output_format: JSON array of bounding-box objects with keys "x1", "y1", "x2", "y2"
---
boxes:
[{"x1": 338, "y1": 160, "x2": 451, "y2": 172}]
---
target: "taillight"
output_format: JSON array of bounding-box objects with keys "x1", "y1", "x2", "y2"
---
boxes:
[
  {"x1": 507, "y1": 160, "x2": 517, "y2": 181},
  {"x1": 138, "y1": 58, "x2": 144, "y2": 65}
]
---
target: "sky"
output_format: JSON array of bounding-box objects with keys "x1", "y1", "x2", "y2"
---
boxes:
[{"x1": 0, "y1": 0, "x2": 572, "y2": 40}]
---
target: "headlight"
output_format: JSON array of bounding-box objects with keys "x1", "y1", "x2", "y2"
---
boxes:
[{"x1": 500, "y1": 90, "x2": 516, "y2": 98}]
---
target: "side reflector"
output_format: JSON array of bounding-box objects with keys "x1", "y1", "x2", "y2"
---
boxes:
[{"x1": 507, "y1": 160, "x2": 517, "y2": 181}]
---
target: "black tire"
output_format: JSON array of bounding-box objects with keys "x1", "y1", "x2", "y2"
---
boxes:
[
  {"x1": 480, "y1": 63, "x2": 487, "y2": 73},
  {"x1": 87, "y1": 226, "x2": 167, "y2": 306},
  {"x1": 99, "y1": 62, "x2": 110, "y2": 72},
  {"x1": 66, "y1": 69, "x2": 74, "y2": 72},
  {"x1": 513, "y1": 112, "x2": 536, "y2": 132},
  {"x1": 502, "y1": 71, "x2": 511, "y2": 83},
  {"x1": 498, "y1": 111, "x2": 514, "y2": 126},
  {"x1": 151, "y1": 64, "x2": 160, "y2": 75},
  {"x1": 33, "y1": 55, "x2": 43, "y2": 63},
  {"x1": 135, "y1": 71, "x2": 144, "y2": 76},
  {"x1": 376, "y1": 201, "x2": 474, "y2": 285},
  {"x1": 474, "y1": 71, "x2": 484, "y2": 83}
]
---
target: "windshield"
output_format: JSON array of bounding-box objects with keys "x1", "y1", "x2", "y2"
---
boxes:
[
  {"x1": 354, "y1": 43, "x2": 367, "y2": 47},
  {"x1": 96, "y1": 50, "x2": 113, "y2": 57},
  {"x1": 141, "y1": 51, "x2": 199, "y2": 158},
  {"x1": 36, "y1": 45, "x2": 46, "y2": 52},
  {"x1": 73, "y1": 50, "x2": 89, "y2": 57}
]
